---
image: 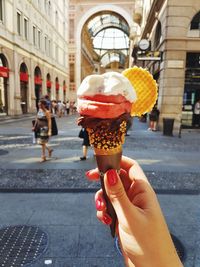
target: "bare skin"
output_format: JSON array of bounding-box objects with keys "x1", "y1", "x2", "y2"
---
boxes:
[{"x1": 86, "y1": 156, "x2": 183, "y2": 267}]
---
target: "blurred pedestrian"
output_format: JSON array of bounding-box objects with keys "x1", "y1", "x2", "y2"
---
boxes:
[
  {"x1": 32, "y1": 99, "x2": 53, "y2": 162},
  {"x1": 66, "y1": 101, "x2": 70, "y2": 115},
  {"x1": 148, "y1": 106, "x2": 160, "y2": 131},
  {"x1": 78, "y1": 128, "x2": 90, "y2": 160},
  {"x1": 194, "y1": 99, "x2": 200, "y2": 127}
]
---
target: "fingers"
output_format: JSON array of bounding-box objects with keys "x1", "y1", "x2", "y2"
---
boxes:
[
  {"x1": 95, "y1": 190, "x2": 112, "y2": 225},
  {"x1": 104, "y1": 169, "x2": 136, "y2": 225},
  {"x1": 85, "y1": 168, "x2": 99, "y2": 180}
]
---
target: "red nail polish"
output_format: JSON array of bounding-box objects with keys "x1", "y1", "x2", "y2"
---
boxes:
[
  {"x1": 85, "y1": 170, "x2": 99, "y2": 180},
  {"x1": 102, "y1": 214, "x2": 112, "y2": 225},
  {"x1": 107, "y1": 169, "x2": 118, "y2": 186},
  {"x1": 96, "y1": 199, "x2": 104, "y2": 211}
]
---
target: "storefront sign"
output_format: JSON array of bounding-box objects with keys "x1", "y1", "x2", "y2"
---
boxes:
[
  {"x1": 0, "y1": 66, "x2": 9, "y2": 78},
  {"x1": 46, "y1": 80, "x2": 52, "y2": 88},
  {"x1": 167, "y1": 60, "x2": 184, "y2": 69},
  {"x1": 56, "y1": 82, "x2": 60, "y2": 90},
  {"x1": 20, "y1": 72, "x2": 29, "y2": 82},
  {"x1": 34, "y1": 76, "x2": 42, "y2": 85}
]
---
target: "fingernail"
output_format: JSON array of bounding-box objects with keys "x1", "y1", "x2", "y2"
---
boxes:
[
  {"x1": 107, "y1": 169, "x2": 118, "y2": 186},
  {"x1": 85, "y1": 170, "x2": 99, "y2": 180},
  {"x1": 102, "y1": 214, "x2": 112, "y2": 225},
  {"x1": 95, "y1": 198, "x2": 104, "y2": 211}
]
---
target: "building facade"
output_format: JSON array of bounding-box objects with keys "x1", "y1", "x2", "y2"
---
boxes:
[
  {"x1": 133, "y1": 0, "x2": 200, "y2": 131},
  {"x1": 0, "y1": 0, "x2": 69, "y2": 115},
  {"x1": 68, "y1": 0, "x2": 138, "y2": 94}
]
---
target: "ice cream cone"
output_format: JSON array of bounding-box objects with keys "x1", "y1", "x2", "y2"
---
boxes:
[
  {"x1": 77, "y1": 69, "x2": 158, "y2": 238},
  {"x1": 86, "y1": 117, "x2": 128, "y2": 237},
  {"x1": 95, "y1": 150, "x2": 122, "y2": 237}
]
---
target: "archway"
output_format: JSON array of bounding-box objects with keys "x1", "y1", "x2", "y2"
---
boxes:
[
  {"x1": 20, "y1": 62, "x2": 29, "y2": 114},
  {"x1": 63, "y1": 80, "x2": 66, "y2": 102},
  {"x1": 55, "y1": 77, "x2": 59, "y2": 101},
  {"x1": 46, "y1": 73, "x2": 52, "y2": 99},
  {"x1": 76, "y1": 4, "x2": 134, "y2": 86},
  {"x1": 81, "y1": 11, "x2": 130, "y2": 80},
  {"x1": 34, "y1": 66, "x2": 42, "y2": 111},
  {"x1": 190, "y1": 11, "x2": 200, "y2": 30},
  {"x1": 0, "y1": 54, "x2": 9, "y2": 115}
]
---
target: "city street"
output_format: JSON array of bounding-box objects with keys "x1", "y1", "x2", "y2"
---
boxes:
[{"x1": 0, "y1": 114, "x2": 199, "y2": 266}]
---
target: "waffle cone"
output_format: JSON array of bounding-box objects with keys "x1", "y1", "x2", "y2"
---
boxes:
[
  {"x1": 86, "y1": 119, "x2": 127, "y2": 238},
  {"x1": 122, "y1": 66, "x2": 158, "y2": 116},
  {"x1": 95, "y1": 150, "x2": 122, "y2": 238}
]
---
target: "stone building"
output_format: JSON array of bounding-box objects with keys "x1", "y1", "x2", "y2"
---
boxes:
[
  {"x1": 68, "y1": 0, "x2": 139, "y2": 95},
  {"x1": 132, "y1": 0, "x2": 200, "y2": 131},
  {"x1": 0, "y1": 0, "x2": 69, "y2": 115}
]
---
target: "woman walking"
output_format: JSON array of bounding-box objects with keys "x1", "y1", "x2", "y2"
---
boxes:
[{"x1": 32, "y1": 99, "x2": 53, "y2": 162}]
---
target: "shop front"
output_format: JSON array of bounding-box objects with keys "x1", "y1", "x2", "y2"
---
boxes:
[
  {"x1": 20, "y1": 63, "x2": 29, "y2": 114},
  {"x1": 183, "y1": 53, "x2": 200, "y2": 128},
  {"x1": 0, "y1": 54, "x2": 9, "y2": 115}
]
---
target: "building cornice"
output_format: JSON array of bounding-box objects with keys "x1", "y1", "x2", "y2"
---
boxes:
[{"x1": 141, "y1": 0, "x2": 165, "y2": 39}]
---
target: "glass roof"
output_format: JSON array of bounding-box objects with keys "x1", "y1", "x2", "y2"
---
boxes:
[
  {"x1": 101, "y1": 52, "x2": 126, "y2": 67},
  {"x1": 88, "y1": 14, "x2": 129, "y2": 36},
  {"x1": 93, "y1": 28, "x2": 129, "y2": 56},
  {"x1": 87, "y1": 13, "x2": 130, "y2": 67}
]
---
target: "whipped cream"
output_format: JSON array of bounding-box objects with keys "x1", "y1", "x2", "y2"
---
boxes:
[{"x1": 77, "y1": 72, "x2": 137, "y2": 103}]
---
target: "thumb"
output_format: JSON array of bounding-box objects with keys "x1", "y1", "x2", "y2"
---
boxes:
[{"x1": 104, "y1": 169, "x2": 136, "y2": 224}]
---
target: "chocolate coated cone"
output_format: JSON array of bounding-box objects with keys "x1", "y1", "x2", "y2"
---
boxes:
[{"x1": 95, "y1": 150, "x2": 122, "y2": 237}]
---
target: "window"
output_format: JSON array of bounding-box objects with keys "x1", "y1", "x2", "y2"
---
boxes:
[
  {"x1": 55, "y1": 44, "x2": 58, "y2": 60},
  {"x1": 48, "y1": 39, "x2": 51, "y2": 55},
  {"x1": 48, "y1": 1, "x2": 51, "y2": 16},
  {"x1": 63, "y1": 22, "x2": 65, "y2": 39},
  {"x1": 38, "y1": 30, "x2": 41, "y2": 48},
  {"x1": 55, "y1": 10, "x2": 58, "y2": 28},
  {"x1": 24, "y1": 17, "x2": 28, "y2": 40},
  {"x1": 17, "y1": 11, "x2": 22, "y2": 35},
  {"x1": 70, "y1": 63, "x2": 75, "y2": 82},
  {"x1": 44, "y1": 36, "x2": 47, "y2": 52},
  {"x1": 0, "y1": 0, "x2": 3, "y2": 22},
  {"x1": 33, "y1": 25, "x2": 36, "y2": 45},
  {"x1": 190, "y1": 11, "x2": 200, "y2": 30},
  {"x1": 69, "y1": 19, "x2": 74, "y2": 39}
]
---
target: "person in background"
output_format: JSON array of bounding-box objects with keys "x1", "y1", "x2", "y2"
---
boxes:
[
  {"x1": 194, "y1": 99, "x2": 200, "y2": 127},
  {"x1": 86, "y1": 156, "x2": 183, "y2": 267},
  {"x1": 51, "y1": 100, "x2": 57, "y2": 115},
  {"x1": 44, "y1": 95, "x2": 51, "y2": 110},
  {"x1": 32, "y1": 99, "x2": 53, "y2": 162},
  {"x1": 57, "y1": 100, "x2": 63, "y2": 118},
  {"x1": 66, "y1": 101, "x2": 70, "y2": 115},
  {"x1": 62, "y1": 101, "x2": 66, "y2": 116},
  {"x1": 80, "y1": 128, "x2": 90, "y2": 160},
  {"x1": 148, "y1": 106, "x2": 160, "y2": 131}
]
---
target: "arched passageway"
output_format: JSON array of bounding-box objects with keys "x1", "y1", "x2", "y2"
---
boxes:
[
  {"x1": 0, "y1": 54, "x2": 9, "y2": 115},
  {"x1": 46, "y1": 73, "x2": 52, "y2": 99},
  {"x1": 20, "y1": 62, "x2": 29, "y2": 114},
  {"x1": 81, "y1": 11, "x2": 130, "y2": 80},
  {"x1": 34, "y1": 66, "x2": 42, "y2": 111}
]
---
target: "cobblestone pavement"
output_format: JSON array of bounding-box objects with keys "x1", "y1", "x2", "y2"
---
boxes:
[{"x1": 0, "y1": 114, "x2": 199, "y2": 267}]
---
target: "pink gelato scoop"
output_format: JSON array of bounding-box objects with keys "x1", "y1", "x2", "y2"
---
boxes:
[{"x1": 77, "y1": 72, "x2": 137, "y2": 119}]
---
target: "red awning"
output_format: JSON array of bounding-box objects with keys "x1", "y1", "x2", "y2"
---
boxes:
[
  {"x1": 35, "y1": 76, "x2": 42, "y2": 85},
  {"x1": 56, "y1": 82, "x2": 60, "y2": 90},
  {"x1": 0, "y1": 66, "x2": 9, "y2": 78},
  {"x1": 46, "y1": 80, "x2": 52, "y2": 88},
  {"x1": 20, "y1": 72, "x2": 29, "y2": 82}
]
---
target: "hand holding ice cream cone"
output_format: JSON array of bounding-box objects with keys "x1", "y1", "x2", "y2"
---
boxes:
[{"x1": 77, "y1": 66, "x2": 158, "y2": 237}]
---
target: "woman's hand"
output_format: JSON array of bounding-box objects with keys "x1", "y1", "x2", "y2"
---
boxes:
[{"x1": 86, "y1": 156, "x2": 183, "y2": 267}]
